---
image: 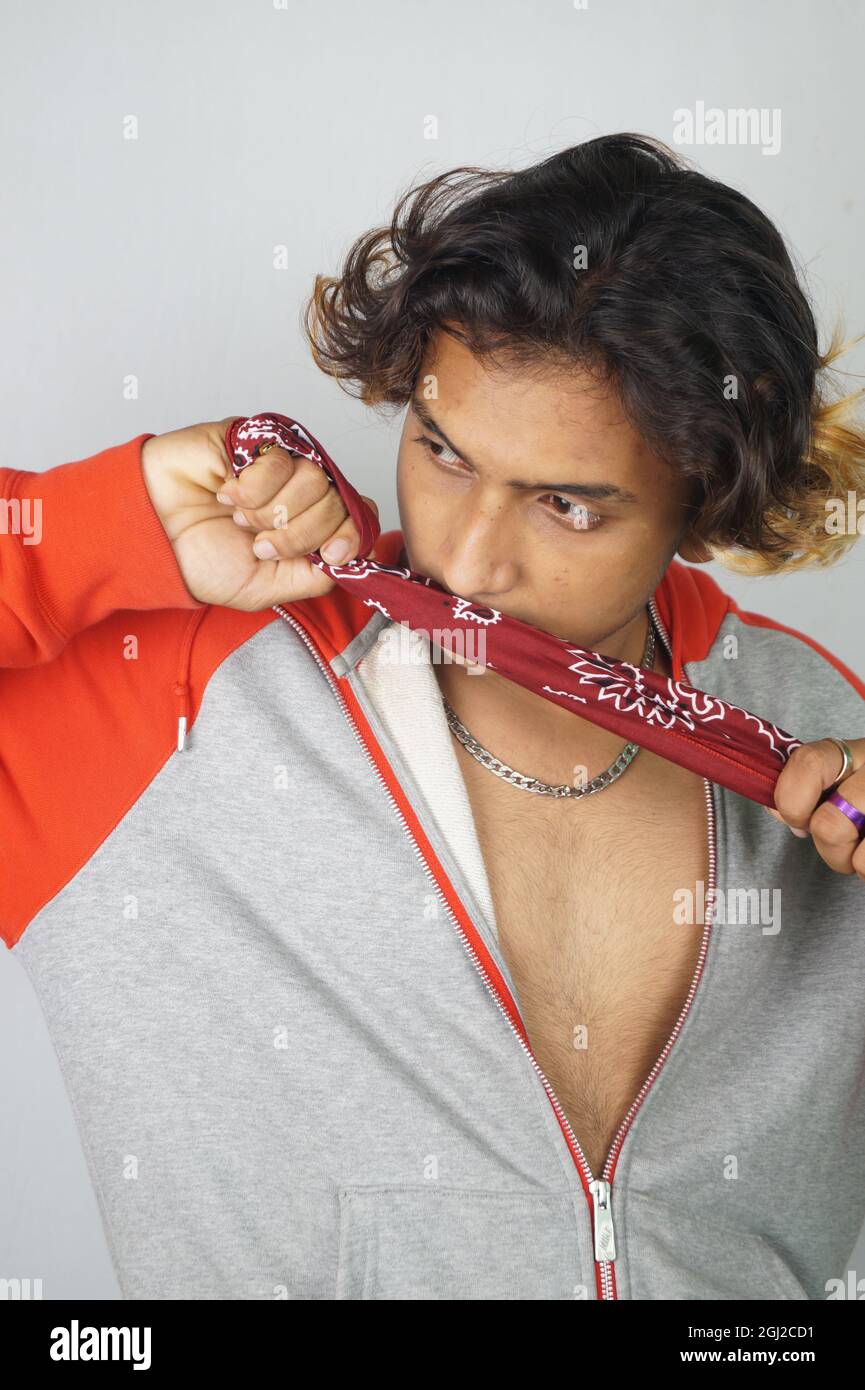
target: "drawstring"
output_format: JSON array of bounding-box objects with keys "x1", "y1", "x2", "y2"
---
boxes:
[{"x1": 173, "y1": 609, "x2": 209, "y2": 752}]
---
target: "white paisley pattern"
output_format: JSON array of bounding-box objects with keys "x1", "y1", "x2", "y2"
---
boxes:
[{"x1": 225, "y1": 412, "x2": 805, "y2": 804}]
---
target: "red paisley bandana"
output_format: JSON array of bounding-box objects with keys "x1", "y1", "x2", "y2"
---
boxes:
[{"x1": 225, "y1": 412, "x2": 805, "y2": 808}]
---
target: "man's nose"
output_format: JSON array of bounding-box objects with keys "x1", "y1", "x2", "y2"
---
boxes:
[{"x1": 440, "y1": 506, "x2": 517, "y2": 599}]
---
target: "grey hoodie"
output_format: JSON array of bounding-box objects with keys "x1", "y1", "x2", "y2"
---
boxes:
[{"x1": 2, "y1": 431, "x2": 864, "y2": 1299}]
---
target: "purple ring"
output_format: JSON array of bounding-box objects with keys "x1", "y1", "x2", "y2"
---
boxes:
[{"x1": 825, "y1": 789, "x2": 865, "y2": 839}]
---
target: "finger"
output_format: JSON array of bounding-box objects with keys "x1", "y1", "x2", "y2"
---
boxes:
[
  {"x1": 247, "y1": 492, "x2": 380, "y2": 604},
  {"x1": 319, "y1": 494, "x2": 380, "y2": 563},
  {"x1": 245, "y1": 550, "x2": 338, "y2": 606},
  {"x1": 254, "y1": 490, "x2": 379, "y2": 565},
  {"x1": 214, "y1": 446, "x2": 306, "y2": 513},
  {"x1": 807, "y1": 768, "x2": 865, "y2": 875},
  {"x1": 215, "y1": 445, "x2": 300, "y2": 509},
  {"x1": 250, "y1": 484, "x2": 350, "y2": 561},
  {"x1": 319, "y1": 518, "x2": 364, "y2": 564},
  {"x1": 771, "y1": 738, "x2": 865, "y2": 832},
  {"x1": 320, "y1": 493, "x2": 380, "y2": 562},
  {"x1": 234, "y1": 457, "x2": 337, "y2": 537}
]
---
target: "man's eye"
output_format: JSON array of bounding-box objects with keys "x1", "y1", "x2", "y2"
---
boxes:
[
  {"x1": 415, "y1": 434, "x2": 462, "y2": 467},
  {"x1": 543, "y1": 494, "x2": 604, "y2": 531}
]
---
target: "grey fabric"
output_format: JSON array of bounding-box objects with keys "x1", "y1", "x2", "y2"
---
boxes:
[{"x1": 13, "y1": 609, "x2": 865, "y2": 1299}]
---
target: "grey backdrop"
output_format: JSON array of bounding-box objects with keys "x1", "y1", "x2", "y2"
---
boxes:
[{"x1": 1, "y1": 0, "x2": 864, "y2": 1298}]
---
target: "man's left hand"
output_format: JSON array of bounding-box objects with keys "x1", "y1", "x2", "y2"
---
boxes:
[{"x1": 766, "y1": 738, "x2": 865, "y2": 880}]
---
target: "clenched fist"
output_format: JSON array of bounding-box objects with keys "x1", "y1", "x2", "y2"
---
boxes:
[{"x1": 140, "y1": 416, "x2": 378, "y2": 611}]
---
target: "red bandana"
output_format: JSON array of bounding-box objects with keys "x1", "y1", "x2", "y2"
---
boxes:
[{"x1": 226, "y1": 412, "x2": 805, "y2": 808}]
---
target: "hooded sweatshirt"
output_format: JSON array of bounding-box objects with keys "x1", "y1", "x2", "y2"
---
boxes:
[{"x1": 1, "y1": 430, "x2": 865, "y2": 1302}]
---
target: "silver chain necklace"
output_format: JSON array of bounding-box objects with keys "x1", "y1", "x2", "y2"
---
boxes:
[{"x1": 442, "y1": 610, "x2": 655, "y2": 799}]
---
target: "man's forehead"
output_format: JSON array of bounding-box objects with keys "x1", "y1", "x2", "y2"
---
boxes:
[{"x1": 419, "y1": 334, "x2": 630, "y2": 436}]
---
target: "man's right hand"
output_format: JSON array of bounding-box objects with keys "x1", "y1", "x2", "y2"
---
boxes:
[{"x1": 141, "y1": 416, "x2": 379, "y2": 610}]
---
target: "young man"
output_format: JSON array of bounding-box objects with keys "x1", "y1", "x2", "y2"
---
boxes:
[{"x1": 2, "y1": 133, "x2": 865, "y2": 1300}]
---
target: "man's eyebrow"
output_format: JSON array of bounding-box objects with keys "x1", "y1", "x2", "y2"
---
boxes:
[{"x1": 409, "y1": 397, "x2": 641, "y2": 504}]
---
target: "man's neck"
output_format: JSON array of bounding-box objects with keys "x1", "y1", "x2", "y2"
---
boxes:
[{"x1": 430, "y1": 606, "x2": 671, "y2": 788}]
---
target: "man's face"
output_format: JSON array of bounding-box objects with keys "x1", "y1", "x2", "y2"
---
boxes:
[{"x1": 396, "y1": 329, "x2": 703, "y2": 650}]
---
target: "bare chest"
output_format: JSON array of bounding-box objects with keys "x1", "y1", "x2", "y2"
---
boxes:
[{"x1": 458, "y1": 749, "x2": 710, "y2": 1177}]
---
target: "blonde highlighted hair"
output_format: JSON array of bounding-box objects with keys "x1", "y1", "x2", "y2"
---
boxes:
[{"x1": 710, "y1": 322, "x2": 865, "y2": 575}]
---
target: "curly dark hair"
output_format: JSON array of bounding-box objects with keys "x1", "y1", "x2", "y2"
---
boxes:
[{"x1": 302, "y1": 132, "x2": 865, "y2": 575}]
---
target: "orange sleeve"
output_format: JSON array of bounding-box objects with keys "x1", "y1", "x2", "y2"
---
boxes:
[
  {"x1": 0, "y1": 433, "x2": 210, "y2": 949},
  {"x1": 0, "y1": 432, "x2": 204, "y2": 667}
]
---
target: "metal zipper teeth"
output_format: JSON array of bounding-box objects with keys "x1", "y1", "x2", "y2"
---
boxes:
[
  {"x1": 271, "y1": 604, "x2": 610, "y2": 1288},
  {"x1": 587, "y1": 594, "x2": 718, "y2": 1298},
  {"x1": 273, "y1": 596, "x2": 717, "y2": 1303}
]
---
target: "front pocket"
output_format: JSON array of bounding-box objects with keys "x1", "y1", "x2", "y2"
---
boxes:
[
  {"x1": 622, "y1": 1189, "x2": 810, "y2": 1300},
  {"x1": 335, "y1": 1185, "x2": 584, "y2": 1300}
]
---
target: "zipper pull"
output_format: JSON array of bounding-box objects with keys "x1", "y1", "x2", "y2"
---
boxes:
[{"x1": 589, "y1": 1178, "x2": 617, "y2": 1262}]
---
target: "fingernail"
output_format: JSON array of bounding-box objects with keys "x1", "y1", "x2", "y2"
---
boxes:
[
  {"x1": 215, "y1": 491, "x2": 233, "y2": 504},
  {"x1": 321, "y1": 539, "x2": 350, "y2": 563},
  {"x1": 232, "y1": 509, "x2": 251, "y2": 527},
  {"x1": 791, "y1": 826, "x2": 809, "y2": 838},
  {"x1": 253, "y1": 539, "x2": 278, "y2": 559}
]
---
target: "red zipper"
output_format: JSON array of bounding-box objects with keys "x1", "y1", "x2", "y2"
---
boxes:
[{"x1": 273, "y1": 598, "x2": 717, "y2": 1301}]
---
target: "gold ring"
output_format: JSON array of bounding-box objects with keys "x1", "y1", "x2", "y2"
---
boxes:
[{"x1": 257, "y1": 442, "x2": 278, "y2": 458}]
